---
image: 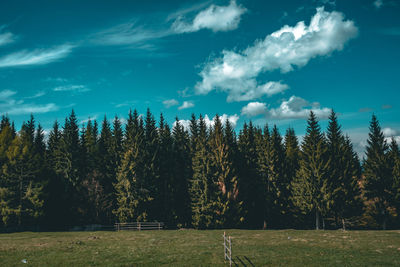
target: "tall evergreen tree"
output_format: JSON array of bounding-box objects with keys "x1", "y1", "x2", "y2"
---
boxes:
[
  {"x1": 190, "y1": 115, "x2": 213, "y2": 229},
  {"x1": 114, "y1": 110, "x2": 150, "y2": 222},
  {"x1": 363, "y1": 115, "x2": 394, "y2": 229},
  {"x1": 292, "y1": 111, "x2": 330, "y2": 230},
  {"x1": 238, "y1": 122, "x2": 264, "y2": 228},
  {"x1": 171, "y1": 118, "x2": 192, "y2": 227}
]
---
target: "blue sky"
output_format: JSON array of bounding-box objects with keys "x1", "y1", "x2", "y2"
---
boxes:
[{"x1": 0, "y1": 0, "x2": 399, "y2": 156}]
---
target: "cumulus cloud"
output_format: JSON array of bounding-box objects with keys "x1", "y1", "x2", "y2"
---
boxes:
[
  {"x1": 0, "y1": 44, "x2": 74, "y2": 68},
  {"x1": 0, "y1": 89, "x2": 58, "y2": 115},
  {"x1": 241, "y1": 102, "x2": 268, "y2": 117},
  {"x1": 53, "y1": 85, "x2": 90, "y2": 93},
  {"x1": 172, "y1": 1, "x2": 246, "y2": 33},
  {"x1": 163, "y1": 99, "x2": 179, "y2": 108},
  {"x1": 196, "y1": 7, "x2": 358, "y2": 102},
  {"x1": 178, "y1": 101, "x2": 194, "y2": 110},
  {"x1": 383, "y1": 127, "x2": 398, "y2": 137},
  {"x1": 268, "y1": 95, "x2": 331, "y2": 119},
  {"x1": 175, "y1": 113, "x2": 240, "y2": 131}
]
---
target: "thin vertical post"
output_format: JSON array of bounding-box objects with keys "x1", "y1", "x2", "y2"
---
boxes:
[{"x1": 229, "y1": 236, "x2": 232, "y2": 267}]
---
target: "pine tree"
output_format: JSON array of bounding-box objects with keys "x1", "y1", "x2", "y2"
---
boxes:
[
  {"x1": 114, "y1": 110, "x2": 150, "y2": 222},
  {"x1": 326, "y1": 111, "x2": 362, "y2": 229},
  {"x1": 238, "y1": 122, "x2": 265, "y2": 228},
  {"x1": 391, "y1": 138, "x2": 400, "y2": 227},
  {"x1": 190, "y1": 114, "x2": 213, "y2": 229},
  {"x1": 158, "y1": 114, "x2": 174, "y2": 226},
  {"x1": 268, "y1": 125, "x2": 289, "y2": 228},
  {"x1": 284, "y1": 127, "x2": 300, "y2": 227},
  {"x1": 363, "y1": 115, "x2": 394, "y2": 229},
  {"x1": 292, "y1": 111, "x2": 330, "y2": 230},
  {"x1": 59, "y1": 110, "x2": 82, "y2": 225},
  {"x1": 1, "y1": 120, "x2": 44, "y2": 228},
  {"x1": 44, "y1": 121, "x2": 67, "y2": 229},
  {"x1": 171, "y1": 118, "x2": 191, "y2": 227}
]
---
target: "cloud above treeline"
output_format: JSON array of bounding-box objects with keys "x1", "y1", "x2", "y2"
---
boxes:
[
  {"x1": 0, "y1": 89, "x2": 58, "y2": 115},
  {"x1": 195, "y1": 7, "x2": 358, "y2": 102},
  {"x1": 241, "y1": 96, "x2": 331, "y2": 119},
  {"x1": 175, "y1": 113, "x2": 240, "y2": 131}
]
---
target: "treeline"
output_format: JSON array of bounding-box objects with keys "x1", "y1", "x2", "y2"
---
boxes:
[{"x1": 0, "y1": 109, "x2": 399, "y2": 231}]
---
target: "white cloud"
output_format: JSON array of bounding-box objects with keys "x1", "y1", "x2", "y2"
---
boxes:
[
  {"x1": 0, "y1": 89, "x2": 17, "y2": 100},
  {"x1": 0, "y1": 44, "x2": 74, "y2": 68},
  {"x1": 0, "y1": 31, "x2": 15, "y2": 47},
  {"x1": 241, "y1": 102, "x2": 268, "y2": 117},
  {"x1": 93, "y1": 21, "x2": 171, "y2": 46},
  {"x1": 383, "y1": 127, "x2": 398, "y2": 137},
  {"x1": 195, "y1": 7, "x2": 358, "y2": 102},
  {"x1": 374, "y1": 0, "x2": 383, "y2": 8},
  {"x1": 163, "y1": 99, "x2": 179, "y2": 108},
  {"x1": 172, "y1": 0, "x2": 247, "y2": 33},
  {"x1": 178, "y1": 101, "x2": 194, "y2": 110},
  {"x1": 268, "y1": 95, "x2": 331, "y2": 119},
  {"x1": 53, "y1": 85, "x2": 90, "y2": 93},
  {"x1": 175, "y1": 113, "x2": 239, "y2": 131},
  {"x1": 0, "y1": 89, "x2": 58, "y2": 115}
]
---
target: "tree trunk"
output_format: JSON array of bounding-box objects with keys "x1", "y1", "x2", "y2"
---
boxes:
[
  {"x1": 322, "y1": 217, "x2": 325, "y2": 230},
  {"x1": 342, "y1": 218, "x2": 346, "y2": 231},
  {"x1": 315, "y1": 209, "x2": 320, "y2": 230}
]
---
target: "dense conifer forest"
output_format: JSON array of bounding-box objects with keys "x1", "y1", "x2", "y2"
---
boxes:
[{"x1": 0, "y1": 109, "x2": 399, "y2": 231}]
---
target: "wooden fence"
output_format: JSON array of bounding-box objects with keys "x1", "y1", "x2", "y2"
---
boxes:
[
  {"x1": 114, "y1": 222, "x2": 164, "y2": 231},
  {"x1": 223, "y1": 231, "x2": 232, "y2": 266}
]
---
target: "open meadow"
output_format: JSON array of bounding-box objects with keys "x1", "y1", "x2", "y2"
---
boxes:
[{"x1": 0, "y1": 230, "x2": 400, "y2": 266}]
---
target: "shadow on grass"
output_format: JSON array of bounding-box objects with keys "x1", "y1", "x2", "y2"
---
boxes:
[{"x1": 232, "y1": 255, "x2": 255, "y2": 267}]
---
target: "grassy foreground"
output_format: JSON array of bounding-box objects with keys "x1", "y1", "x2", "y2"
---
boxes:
[{"x1": 0, "y1": 229, "x2": 399, "y2": 266}]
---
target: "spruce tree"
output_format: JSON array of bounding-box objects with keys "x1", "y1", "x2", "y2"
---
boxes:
[
  {"x1": 292, "y1": 111, "x2": 330, "y2": 230},
  {"x1": 114, "y1": 110, "x2": 150, "y2": 222},
  {"x1": 158, "y1": 114, "x2": 174, "y2": 226},
  {"x1": 171, "y1": 118, "x2": 191, "y2": 227},
  {"x1": 238, "y1": 122, "x2": 265, "y2": 228},
  {"x1": 363, "y1": 115, "x2": 394, "y2": 229},
  {"x1": 190, "y1": 115, "x2": 213, "y2": 229}
]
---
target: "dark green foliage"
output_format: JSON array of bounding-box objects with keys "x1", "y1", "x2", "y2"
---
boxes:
[
  {"x1": 292, "y1": 111, "x2": 330, "y2": 230},
  {"x1": 238, "y1": 122, "x2": 265, "y2": 228},
  {"x1": 363, "y1": 115, "x2": 394, "y2": 229},
  {"x1": 171, "y1": 118, "x2": 191, "y2": 227},
  {"x1": 0, "y1": 109, "x2": 399, "y2": 231}
]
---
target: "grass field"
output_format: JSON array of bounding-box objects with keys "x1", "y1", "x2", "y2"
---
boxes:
[{"x1": 0, "y1": 229, "x2": 400, "y2": 266}]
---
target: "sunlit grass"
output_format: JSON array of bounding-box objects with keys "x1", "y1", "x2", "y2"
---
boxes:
[{"x1": 0, "y1": 229, "x2": 399, "y2": 266}]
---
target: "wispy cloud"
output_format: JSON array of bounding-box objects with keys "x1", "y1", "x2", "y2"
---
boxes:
[
  {"x1": 0, "y1": 44, "x2": 74, "y2": 68},
  {"x1": 25, "y1": 91, "x2": 46, "y2": 99},
  {"x1": 92, "y1": 21, "x2": 171, "y2": 47},
  {"x1": 53, "y1": 85, "x2": 90, "y2": 93},
  {"x1": 163, "y1": 99, "x2": 179, "y2": 108},
  {"x1": 0, "y1": 89, "x2": 58, "y2": 115},
  {"x1": 0, "y1": 30, "x2": 15, "y2": 47},
  {"x1": 178, "y1": 101, "x2": 194, "y2": 110},
  {"x1": 195, "y1": 7, "x2": 358, "y2": 102},
  {"x1": 171, "y1": 0, "x2": 247, "y2": 33}
]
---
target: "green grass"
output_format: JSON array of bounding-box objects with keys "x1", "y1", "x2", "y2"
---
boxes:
[{"x1": 0, "y1": 229, "x2": 400, "y2": 266}]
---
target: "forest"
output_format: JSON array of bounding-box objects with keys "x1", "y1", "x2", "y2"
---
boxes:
[{"x1": 0, "y1": 109, "x2": 399, "y2": 232}]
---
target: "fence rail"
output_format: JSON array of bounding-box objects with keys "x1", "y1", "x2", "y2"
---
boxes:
[
  {"x1": 223, "y1": 231, "x2": 232, "y2": 266},
  {"x1": 114, "y1": 222, "x2": 164, "y2": 231}
]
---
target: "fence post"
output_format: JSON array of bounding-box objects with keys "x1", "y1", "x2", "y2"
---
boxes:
[
  {"x1": 229, "y1": 236, "x2": 232, "y2": 267},
  {"x1": 138, "y1": 222, "x2": 141, "y2": 231}
]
